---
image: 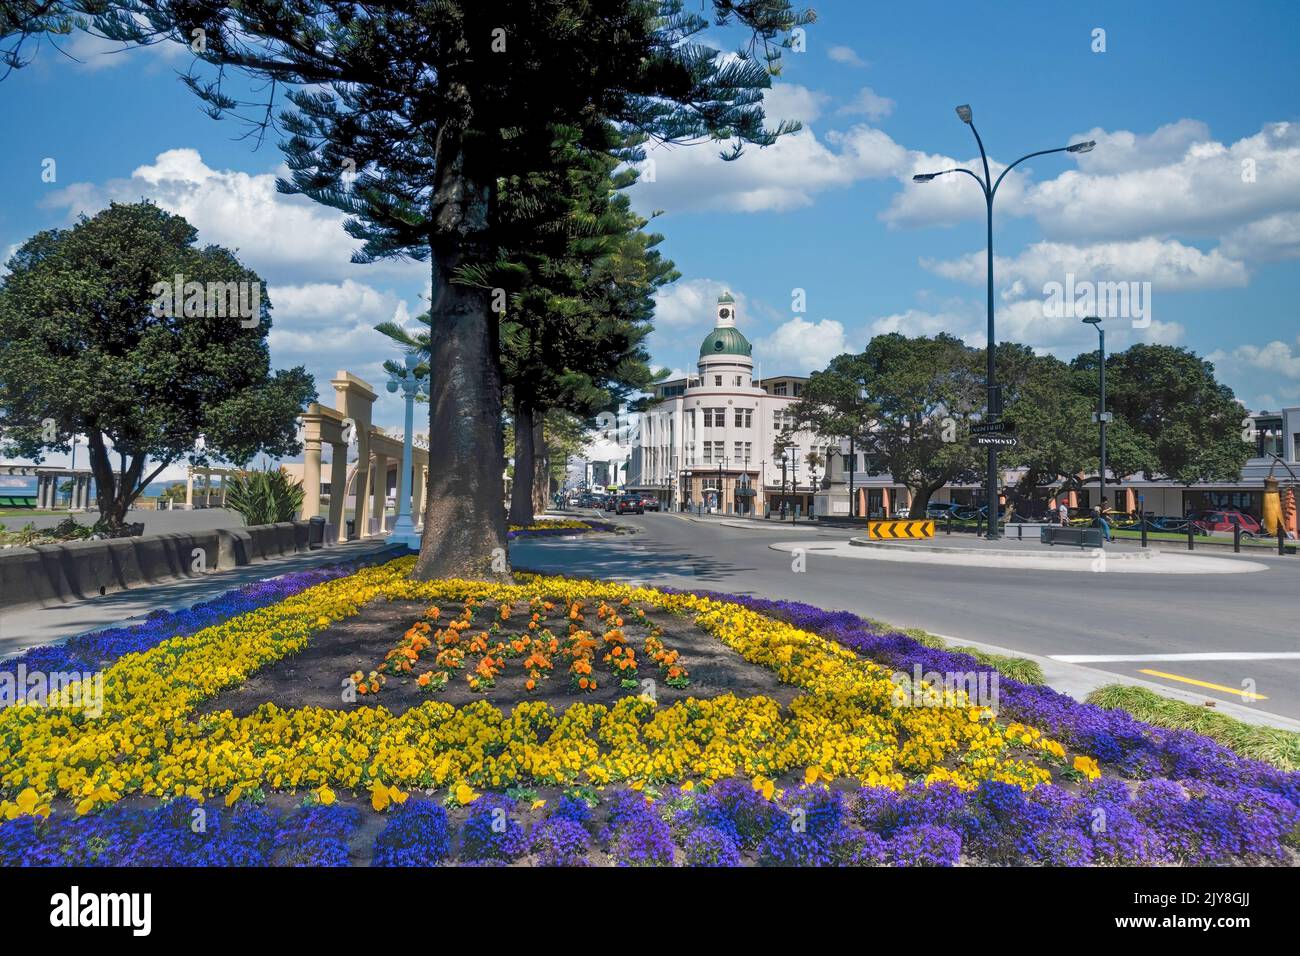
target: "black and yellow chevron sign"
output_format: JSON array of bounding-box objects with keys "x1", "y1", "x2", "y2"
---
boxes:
[{"x1": 867, "y1": 519, "x2": 935, "y2": 540}]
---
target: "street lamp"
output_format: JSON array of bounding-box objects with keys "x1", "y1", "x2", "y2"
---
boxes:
[
  {"x1": 385, "y1": 352, "x2": 429, "y2": 550},
  {"x1": 914, "y1": 103, "x2": 1095, "y2": 539},
  {"x1": 1083, "y1": 316, "x2": 1111, "y2": 527}
]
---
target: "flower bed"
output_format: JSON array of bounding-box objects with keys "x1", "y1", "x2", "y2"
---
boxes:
[
  {"x1": 507, "y1": 519, "x2": 616, "y2": 538},
  {"x1": 1, "y1": 556, "x2": 1296, "y2": 866}
]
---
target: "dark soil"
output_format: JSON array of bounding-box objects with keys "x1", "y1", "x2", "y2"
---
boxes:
[{"x1": 198, "y1": 598, "x2": 796, "y2": 718}]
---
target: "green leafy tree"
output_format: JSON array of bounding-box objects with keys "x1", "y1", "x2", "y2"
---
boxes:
[
  {"x1": 793, "y1": 335, "x2": 984, "y2": 514},
  {"x1": 1000, "y1": 348, "x2": 1151, "y2": 502},
  {"x1": 1095, "y1": 344, "x2": 1249, "y2": 485},
  {"x1": 0, "y1": 202, "x2": 316, "y2": 530},
  {"x1": 98, "y1": 0, "x2": 812, "y2": 580}
]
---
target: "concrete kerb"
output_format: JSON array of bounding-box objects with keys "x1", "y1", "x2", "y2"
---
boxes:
[
  {"x1": 924, "y1": 631, "x2": 1300, "y2": 733},
  {"x1": 769, "y1": 539, "x2": 1268, "y2": 574}
]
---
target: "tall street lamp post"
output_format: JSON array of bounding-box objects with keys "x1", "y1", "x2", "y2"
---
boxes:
[
  {"x1": 914, "y1": 105, "x2": 1094, "y2": 539},
  {"x1": 1083, "y1": 316, "x2": 1110, "y2": 523},
  {"x1": 386, "y1": 352, "x2": 429, "y2": 550}
]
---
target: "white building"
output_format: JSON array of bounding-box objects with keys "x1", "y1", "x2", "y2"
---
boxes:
[{"x1": 626, "y1": 292, "x2": 831, "y2": 514}]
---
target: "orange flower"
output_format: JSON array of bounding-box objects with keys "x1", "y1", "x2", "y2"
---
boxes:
[{"x1": 525, "y1": 678, "x2": 536, "y2": 691}]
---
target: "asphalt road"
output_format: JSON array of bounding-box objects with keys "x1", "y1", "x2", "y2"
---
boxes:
[{"x1": 512, "y1": 511, "x2": 1300, "y2": 720}]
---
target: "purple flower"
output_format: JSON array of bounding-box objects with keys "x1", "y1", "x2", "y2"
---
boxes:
[
  {"x1": 888, "y1": 824, "x2": 962, "y2": 867},
  {"x1": 682, "y1": 824, "x2": 741, "y2": 867},
  {"x1": 530, "y1": 817, "x2": 591, "y2": 867},
  {"x1": 372, "y1": 800, "x2": 452, "y2": 866},
  {"x1": 461, "y1": 795, "x2": 527, "y2": 862}
]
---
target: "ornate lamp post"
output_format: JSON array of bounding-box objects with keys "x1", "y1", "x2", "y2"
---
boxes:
[
  {"x1": 386, "y1": 353, "x2": 429, "y2": 550},
  {"x1": 914, "y1": 104, "x2": 1094, "y2": 539}
]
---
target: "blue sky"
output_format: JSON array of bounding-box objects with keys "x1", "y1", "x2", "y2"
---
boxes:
[{"x1": 1, "y1": 0, "x2": 1298, "y2": 475}]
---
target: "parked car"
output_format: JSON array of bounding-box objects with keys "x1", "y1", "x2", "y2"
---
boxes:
[
  {"x1": 1192, "y1": 509, "x2": 1262, "y2": 536},
  {"x1": 640, "y1": 496, "x2": 661, "y2": 512},
  {"x1": 924, "y1": 502, "x2": 960, "y2": 519},
  {"x1": 615, "y1": 494, "x2": 644, "y2": 515}
]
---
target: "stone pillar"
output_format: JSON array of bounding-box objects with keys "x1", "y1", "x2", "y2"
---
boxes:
[
  {"x1": 302, "y1": 437, "x2": 322, "y2": 519},
  {"x1": 185, "y1": 473, "x2": 194, "y2": 510},
  {"x1": 36, "y1": 476, "x2": 46, "y2": 509},
  {"x1": 328, "y1": 443, "x2": 348, "y2": 541},
  {"x1": 372, "y1": 455, "x2": 388, "y2": 534},
  {"x1": 394, "y1": 449, "x2": 407, "y2": 525},
  {"x1": 414, "y1": 464, "x2": 427, "y2": 528}
]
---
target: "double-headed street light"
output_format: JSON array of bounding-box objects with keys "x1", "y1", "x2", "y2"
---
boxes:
[
  {"x1": 914, "y1": 104, "x2": 1095, "y2": 539},
  {"x1": 386, "y1": 352, "x2": 429, "y2": 550},
  {"x1": 1083, "y1": 316, "x2": 1111, "y2": 525}
]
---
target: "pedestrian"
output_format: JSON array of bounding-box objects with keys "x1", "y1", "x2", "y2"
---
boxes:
[
  {"x1": 1057, "y1": 500, "x2": 1069, "y2": 526},
  {"x1": 1094, "y1": 497, "x2": 1113, "y2": 541}
]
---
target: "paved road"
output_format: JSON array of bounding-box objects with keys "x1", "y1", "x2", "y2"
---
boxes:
[{"x1": 513, "y1": 511, "x2": 1300, "y2": 720}]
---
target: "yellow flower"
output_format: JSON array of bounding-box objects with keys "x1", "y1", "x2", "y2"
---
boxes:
[
  {"x1": 454, "y1": 783, "x2": 480, "y2": 805},
  {"x1": 317, "y1": 786, "x2": 336, "y2": 806}
]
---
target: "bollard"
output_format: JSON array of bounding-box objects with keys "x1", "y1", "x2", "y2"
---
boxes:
[
  {"x1": 1140, "y1": 515, "x2": 1148, "y2": 549},
  {"x1": 1281, "y1": 523, "x2": 1287, "y2": 557},
  {"x1": 1187, "y1": 519, "x2": 1194, "y2": 551},
  {"x1": 946, "y1": 514, "x2": 952, "y2": 535},
  {"x1": 1234, "y1": 522, "x2": 1241, "y2": 553}
]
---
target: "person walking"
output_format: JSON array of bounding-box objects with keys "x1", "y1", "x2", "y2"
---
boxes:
[
  {"x1": 1057, "y1": 499, "x2": 1069, "y2": 527},
  {"x1": 1094, "y1": 496, "x2": 1113, "y2": 541}
]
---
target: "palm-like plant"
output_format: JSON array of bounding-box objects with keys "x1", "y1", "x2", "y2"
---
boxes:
[{"x1": 225, "y1": 467, "x2": 305, "y2": 526}]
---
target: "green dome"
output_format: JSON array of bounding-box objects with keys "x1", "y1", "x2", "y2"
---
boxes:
[
  {"x1": 699, "y1": 326, "x2": 752, "y2": 357},
  {"x1": 717, "y1": 291, "x2": 736, "y2": 304}
]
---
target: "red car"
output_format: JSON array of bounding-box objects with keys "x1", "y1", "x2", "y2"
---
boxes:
[{"x1": 1192, "y1": 509, "x2": 1262, "y2": 535}]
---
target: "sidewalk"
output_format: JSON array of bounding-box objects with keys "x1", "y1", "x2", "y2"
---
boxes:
[{"x1": 0, "y1": 538, "x2": 403, "y2": 658}]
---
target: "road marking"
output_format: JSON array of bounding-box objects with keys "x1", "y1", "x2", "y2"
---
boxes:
[
  {"x1": 1137, "y1": 669, "x2": 1269, "y2": 700},
  {"x1": 1052, "y1": 652, "x2": 1300, "y2": 663}
]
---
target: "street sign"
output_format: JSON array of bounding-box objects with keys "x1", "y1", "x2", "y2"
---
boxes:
[
  {"x1": 867, "y1": 519, "x2": 935, "y2": 540},
  {"x1": 970, "y1": 421, "x2": 1015, "y2": 435},
  {"x1": 971, "y1": 435, "x2": 1019, "y2": 448}
]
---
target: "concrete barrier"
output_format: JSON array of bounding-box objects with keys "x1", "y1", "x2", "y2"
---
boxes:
[{"x1": 0, "y1": 520, "x2": 325, "y2": 611}]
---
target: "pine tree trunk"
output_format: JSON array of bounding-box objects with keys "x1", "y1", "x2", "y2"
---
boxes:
[
  {"x1": 531, "y1": 416, "x2": 549, "y2": 517},
  {"x1": 508, "y1": 401, "x2": 536, "y2": 528},
  {"x1": 411, "y1": 136, "x2": 509, "y2": 582}
]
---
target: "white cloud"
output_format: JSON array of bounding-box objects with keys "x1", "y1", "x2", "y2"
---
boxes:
[
  {"x1": 1209, "y1": 339, "x2": 1300, "y2": 379},
  {"x1": 923, "y1": 238, "x2": 1249, "y2": 293},
  {"x1": 632, "y1": 123, "x2": 908, "y2": 214},
  {"x1": 827, "y1": 45, "x2": 867, "y2": 67},
  {"x1": 763, "y1": 84, "x2": 829, "y2": 126},
  {"x1": 756, "y1": 317, "x2": 851, "y2": 372},
  {"x1": 1071, "y1": 119, "x2": 1212, "y2": 175},
  {"x1": 40, "y1": 148, "x2": 426, "y2": 284},
  {"x1": 1220, "y1": 211, "x2": 1300, "y2": 261},
  {"x1": 837, "y1": 87, "x2": 895, "y2": 121},
  {"x1": 64, "y1": 26, "x2": 187, "y2": 72},
  {"x1": 1023, "y1": 121, "x2": 1300, "y2": 242},
  {"x1": 652, "y1": 278, "x2": 743, "y2": 328}
]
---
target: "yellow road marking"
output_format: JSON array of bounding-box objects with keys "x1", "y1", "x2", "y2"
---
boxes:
[{"x1": 1137, "y1": 669, "x2": 1269, "y2": 700}]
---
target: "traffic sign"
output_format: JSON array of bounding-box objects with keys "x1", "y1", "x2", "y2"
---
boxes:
[
  {"x1": 970, "y1": 421, "x2": 1015, "y2": 435},
  {"x1": 867, "y1": 519, "x2": 935, "y2": 540},
  {"x1": 971, "y1": 434, "x2": 1019, "y2": 447}
]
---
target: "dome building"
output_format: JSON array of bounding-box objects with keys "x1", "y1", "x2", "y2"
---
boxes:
[{"x1": 627, "y1": 292, "x2": 829, "y2": 515}]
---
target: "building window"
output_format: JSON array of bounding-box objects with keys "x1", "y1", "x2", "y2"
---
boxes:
[
  {"x1": 734, "y1": 375, "x2": 742, "y2": 386},
  {"x1": 793, "y1": 383, "x2": 803, "y2": 397},
  {"x1": 773, "y1": 382, "x2": 788, "y2": 396},
  {"x1": 703, "y1": 407, "x2": 728, "y2": 427},
  {"x1": 773, "y1": 409, "x2": 794, "y2": 431},
  {"x1": 702, "y1": 478, "x2": 721, "y2": 491},
  {"x1": 714, "y1": 375, "x2": 722, "y2": 387},
  {"x1": 734, "y1": 407, "x2": 752, "y2": 428},
  {"x1": 733, "y1": 441, "x2": 752, "y2": 462}
]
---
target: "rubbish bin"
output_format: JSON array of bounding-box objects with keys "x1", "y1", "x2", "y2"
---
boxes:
[
  {"x1": 346, "y1": 518, "x2": 356, "y2": 540},
  {"x1": 307, "y1": 516, "x2": 326, "y2": 549}
]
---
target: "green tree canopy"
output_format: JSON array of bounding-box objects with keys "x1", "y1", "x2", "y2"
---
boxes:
[
  {"x1": 0, "y1": 201, "x2": 316, "y2": 529},
  {"x1": 97, "y1": 0, "x2": 812, "y2": 580}
]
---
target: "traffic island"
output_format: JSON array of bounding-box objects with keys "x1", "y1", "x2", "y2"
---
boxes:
[{"x1": 768, "y1": 536, "x2": 1267, "y2": 574}]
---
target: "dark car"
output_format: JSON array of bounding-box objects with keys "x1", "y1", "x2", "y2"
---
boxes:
[
  {"x1": 615, "y1": 494, "x2": 644, "y2": 515},
  {"x1": 640, "y1": 496, "x2": 661, "y2": 512}
]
